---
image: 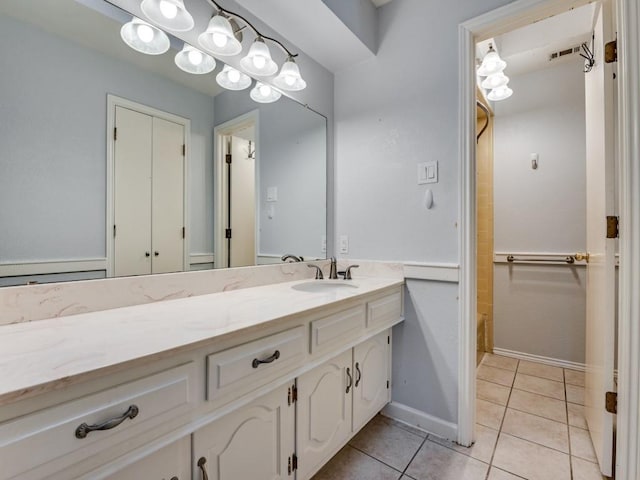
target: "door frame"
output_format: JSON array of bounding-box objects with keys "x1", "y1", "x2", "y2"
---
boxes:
[
  {"x1": 106, "y1": 95, "x2": 191, "y2": 277},
  {"x1": 458, "y1": 1, "x2": 640, "y2": 476},
  {"x1": 213, "y1": 110, "x2": 260, "y2": 269}
]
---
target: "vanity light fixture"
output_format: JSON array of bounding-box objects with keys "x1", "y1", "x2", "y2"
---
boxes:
[
  {"x1": 477, "y1": 44, "x2": 506, "y2": 77},
  {"x1": 250, "y1": 82, "x2": 282, "y2": 103},
  {"x1": 216, "y1": 64, "x2": 252, "y2": 90},
  {"x1": 481, "y1": 71, "x2": 509, "y2": 90},
  {"x1": 487, "y1": 85, "x2": 513, "y2": 101},
  {"x1": 120, "y1": 17, "x2": 170, "y2": 55},
  {"x1": 141, "y1": 0, "x2": 195, "y2": 31},
  {"x1": 175, "y1": 44, "x2": 217, "y2": 74},
  {"x1": 198, "y1": 14, "x2": 242, "y2": 56},
  {"x1": 273, "y1": 56, "x2": 307, "y2": 91},
  {"x1": 240, "y1": 37, "x2": 279, "y2": 76}
]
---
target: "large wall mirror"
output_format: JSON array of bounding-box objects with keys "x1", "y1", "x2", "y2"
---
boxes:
[{"x1": 0, "y1": 0, "x2": 327, "y2": 286}]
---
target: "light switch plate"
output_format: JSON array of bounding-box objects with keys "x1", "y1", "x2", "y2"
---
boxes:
[
  {"x1": 339, "y1": 235, "x2": 349, "y2": 254},
  {"x1": 418, "y1": 161, "x2": 438, "y2": 185},
  {"x1": 266, "y1": 187, "x2": 278, "y2": 202}
]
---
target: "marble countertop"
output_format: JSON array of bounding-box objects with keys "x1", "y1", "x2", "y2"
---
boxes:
[{"x1": 0, "y1": 276, "x2": 403, "y2": 406}]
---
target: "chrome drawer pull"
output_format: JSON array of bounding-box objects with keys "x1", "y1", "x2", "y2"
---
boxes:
[
  {"x1": 355, "y1": 362, "x2": 362, "y2": 388},
  {"x1": 346, "y1": 367, "x2": 353, "y2": 394},
  {"x1": 198, "y1": 457, "x2": 209, "y2": 480},
  {"x1": 75, "y1": 404, "x2": 139, "y2": 439},
  {"x1": 252, "y1": 350, "x2": 280, "y2": 368}
]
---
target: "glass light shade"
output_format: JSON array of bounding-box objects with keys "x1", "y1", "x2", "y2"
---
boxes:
[
  {"x1": 487, "y1": 85, "x2": 513, "y2": 101},
  {"x1": 175, "y1": 44, "x2": 216, "y2": 74},
  {"x1": 250, "y1": 82, "x2": 281, "y2": 103},
  {"x1": 198, "y1": 15, "x2": 242, "y2": 56},
  {"x1": 120, "y1": 17, "x2": 170, "y2": 55},
  {"x1": 273, "y1": 57, "x2": 307, "y2": 91},
  {"x1": 477, "y1": 47, "x2": 506, "y2": 76},
  {"x1": 481, "y1": 72, "x2": 509, "y2": 90},
  {"x1": 216, "y1": 65, "x2": 252, "y2": 90},
  {"x1": 141, "y1": 0, "x2": 194, "y2": 31},
  {"x1": 240, "y1": 38, "x2": 278, "y2": 76}
]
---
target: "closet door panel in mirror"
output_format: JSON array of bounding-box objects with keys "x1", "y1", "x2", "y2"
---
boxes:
[{"x1": 114, "y1": 106, "x2": 152, "y2": 277}]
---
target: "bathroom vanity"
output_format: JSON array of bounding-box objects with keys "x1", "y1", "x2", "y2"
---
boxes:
[{"x1": 0, "y1": 268, "x2": 403, "y2": 480}]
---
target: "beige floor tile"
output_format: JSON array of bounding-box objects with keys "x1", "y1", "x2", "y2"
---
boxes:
[
  {"x1": 311, "y1": 445, "x2": 401, "y2": 480},
  {"x1": 513, "y1": 373, "x2": 565, "y2": 400},
  {"x1": 508, "y1": 388, "x2": 567, "y2": 423},
  {"x1": 570, "y1": 425, "x2": 598, "y2": 463},
  {"x1": 477, "y1": 364, "x2": 516, "y2": 387},
  {"x1": 482, "y1": 354, "x2": 519, "y2": 371},
  {"x1": 501, "y1": 408, "x2": 569, "y2": 453},
  {"x1": 564, "y1": 369, "x2": 586, "y2": 387},
  {"x1": 567, "y1": 403, "x2": 588, "y2": 430},
  {"x1": 430, "y1": 424, "x2": 498, "y2": 463},
  {"x1": 492, "y1": 433, "x2": 571, "y2": 480},
  {"x1": 572, "y1": 455, "x2": 606, "y2": 479},
  {"x1": 487, "y1": 467, "x2": 524, "y2": 480},
  {"x1": 477, "y1": 399, "x2": 506, "y2": 430},
  {"x1": 517, "y1": 360, "x2": 564, "y2": 382},
  {"x1": 405, "y1": 439, "x2": 489, "y2": 480},
  {"x1": 567, "y1": 384, "x2": 585, "y2": 405},
  {"x1": 477, "y1": 379, "x2": 511, "y2": 406},
  {"x1": 349, "y1": 415, "x2": 425, "y2": 471}
]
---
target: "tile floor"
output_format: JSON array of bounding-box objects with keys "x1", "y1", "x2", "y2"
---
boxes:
[{"x1": 313, "y1": 354, "x2": 608, "y2": 480}]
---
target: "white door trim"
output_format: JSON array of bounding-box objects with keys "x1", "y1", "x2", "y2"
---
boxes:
[
  {"x1": 106, "y1": 95, "x2": 191, "y2": 278},
  {"x1": 213, "y1": 110, "x2": 260, "y2": 269},
  {"x1": 460, "y1": 1, "x2": 640, "y2": 473}
]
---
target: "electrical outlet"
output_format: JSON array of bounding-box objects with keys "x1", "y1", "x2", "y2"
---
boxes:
[{"x1": 339, "y1": 235, "x2": 349, "y2": 254}]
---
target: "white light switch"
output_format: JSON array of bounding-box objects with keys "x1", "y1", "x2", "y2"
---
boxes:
[
  {"x1": 267, "y1": 204, "x2": 275, "y2": 219},
  {"x1": 418, "y1": 161, "x2": 438, "y2": 185},
  {"x1": 267, "y1": 187, "x2": 278, "y2": 202},
  {"x1": 339, "y1": 235, "x2": 349, "y2": 254}
]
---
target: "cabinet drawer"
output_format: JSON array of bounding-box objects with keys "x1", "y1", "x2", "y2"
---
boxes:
[
  {"x1": 367, "y1": 292, "x2": 402, "y2": 329},
  {"x1": 0, "y1": 363, "x2": 196, "y2": 480},
  {"x1": 310, "y1": 305, "x2": 366, "y2": 355},
  {"x1": 207, "y1": 326, "x2": 305, "y2": 403}
]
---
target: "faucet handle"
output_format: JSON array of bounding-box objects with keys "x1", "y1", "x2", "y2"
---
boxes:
[
  {"x1": 338, "y1": 265, "x2": 360, "y2": 280},
  {"x1": 307, "y1": 264, "x2": 324, "y2": 280}
]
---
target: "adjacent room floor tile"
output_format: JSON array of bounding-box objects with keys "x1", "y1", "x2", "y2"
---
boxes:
[
  {"x1": 477, "y1": 364, "x2": 516, "y2": 387},
  {"x1": 564, "y1": 369, "x2": 586, "y2": 387},
  {"x1": 482, "y1": 354, "x2": 519, "y2": 371},
  {"x1": 477, "y1": 379, "x2": 511, "y2": 406},
  {"x1": 349, "y1": 415, "x2": 425, "y2": 472},
  {"x1": 570, "y1": 425, "x2": 598, "y2": 463},
  {"x1": 311, "y1": 445, "x2": 401, "y2": 480},
  {"x1": 430, "y1": 424, "x2": 498, "y2": 463},
  {"x1": 487, "y1": 467, "x2": 524, "y2": 480},
  {"x1": 405, "y1": 439, "x2": 489, "y2": 480},
  {"x1": 517, "y1": 360, "x2": 564, "y2": 382},
  {"x1": 508, "y1": 388, "x2": 567, "y2": 423},
  {"x1": 567, "y1": 403, "x2": 588, "y2": 430},
  {"x1": 572, "y1": 455, "x2": 606, "y2": 480},
  {"x1": 501, "y1": 408, "x2": 569, "y2": 453},
  {"x1": 477, "y1": 399, "x2": 506, "y2": 430},
  {"x1": 492, "y1": 433, "x2": 571, "y2": 480},
  {"x1": 566, "y1": 384, "x2": 585, "y2": 405},
  {"x1": 513, "y1": 373, "x2": 565, "y2": 400}
]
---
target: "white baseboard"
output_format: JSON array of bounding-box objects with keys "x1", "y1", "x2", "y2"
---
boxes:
[
  {"x1": 492, "y1": 347, "x2": 586, "y2": 372},
  {"x1": 382, "y1": 401, "x2": 458, "y2": 441}
]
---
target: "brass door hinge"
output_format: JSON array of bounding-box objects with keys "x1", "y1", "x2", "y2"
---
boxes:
[
  {"x1": 287, "y1": 453, "x2": 298, "y2": 475},
  {"x1": 225, "y1": 228, "x2": 232, "y2": 239},
  {"x1": 287, "y1": 384, "x2": 297, "y2": 405},
  {"x1": 605, "y1": 391, "x2": 617, "y2": 414},
  {"x1": 605, "y1": 40, "x2": 617, "y2": 63},
  {"x1": 607, "y1": 216, "x2": 619, "y2": 238},
  {"x1": 225, "y1": 153, "x2": 232, "y2": 164}
]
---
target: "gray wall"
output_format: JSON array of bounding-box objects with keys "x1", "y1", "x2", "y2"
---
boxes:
[
  {"x1": 0, "y1": 15, "x2": 215, "y2": 263},
  {"x1": 493, "y1": 60, "x2": 587, "y2": 364},
  {"x1": 333, "y1": 0, "x2": 515, "y2": 427}
]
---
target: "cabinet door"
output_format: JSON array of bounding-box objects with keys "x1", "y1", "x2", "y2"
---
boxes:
[
  {"x1": 193, "y1": 384, "x2": 294, "y2": 480},
  {"x1": 296, "y1": 349, "x2": 352, "y2": 480},
  {"x1": 352, "y1": 330, "x2": 391, "y2": 432},
  {"x1": 104, "y1": 436, "x2": 190, "y2": 480}
]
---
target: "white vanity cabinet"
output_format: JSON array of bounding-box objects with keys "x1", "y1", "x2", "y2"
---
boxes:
[
  {"x1": 103, "y1": 437, "x2": 190, "y2": 480},
  {"x1": 192, "y1": 383, "x2": 295, "y2": 480}
]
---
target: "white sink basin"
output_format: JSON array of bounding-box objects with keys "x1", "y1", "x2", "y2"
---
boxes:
[{"x1": 291, "y1": 281, "x2": 359, "y2": 293}]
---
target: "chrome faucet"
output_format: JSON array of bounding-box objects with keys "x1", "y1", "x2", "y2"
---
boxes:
[
  {"x1": 329, "y1": 257, "x2": 338, "y2": 279},
  {"x1": 281, "y1": 254, "x2": 304, "y2": 262}
]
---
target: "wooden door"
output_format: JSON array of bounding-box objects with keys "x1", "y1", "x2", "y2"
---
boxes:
[
  {"x1": 296, "y1": 349, "x2": 352, "y2": 480},
  {"x1": 114, "y1": 106, "x2": 152, "y2": 277},
  {"x1": 352, "y1": 330, "x2": 391, "y2": 432},
  {"x1": 193, "y1": 384, "x2": 294, "y2": 480},
  {"x1": 584, "y1": 1, "x2": 616, "y2": 476},
  {"x1": 151, "y1": 117, "x2": 185, "y2": 274},
  {"x1": 229, "y1": 135, "x2": 256, "y2": 268}
]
